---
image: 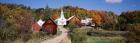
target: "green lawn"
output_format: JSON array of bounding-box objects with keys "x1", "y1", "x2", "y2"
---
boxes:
[
  {"x1": 75, "y1": 28, "x2": 126, "y2": 43},
  {"x1": 86, "y1": 36, "x2": 125, "y2": 43}
]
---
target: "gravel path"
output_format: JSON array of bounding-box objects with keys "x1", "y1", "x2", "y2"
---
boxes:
[{"x1": 41, "y1": 26, "x2": 71, "y2": 43}]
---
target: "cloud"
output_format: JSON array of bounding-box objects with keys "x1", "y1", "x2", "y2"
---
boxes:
[{"x1": 105, "y1": 0, "x2": 123, "y2": 3}]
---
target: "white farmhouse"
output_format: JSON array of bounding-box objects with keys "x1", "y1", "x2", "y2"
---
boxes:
[{"x1": 81, "y1": 18, "x2": 93, "y2": 26}]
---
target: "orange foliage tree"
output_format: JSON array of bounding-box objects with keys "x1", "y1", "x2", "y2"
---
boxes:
[
  {"x1": 93, "y1": 14, "x2": 102, "y2": 26},
  {"x1": 90, "y1": 11, "x2": 102, "y2": 27}
]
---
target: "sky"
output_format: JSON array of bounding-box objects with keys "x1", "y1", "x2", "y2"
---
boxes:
[{"x1": 0, "y1": 0, "x2": 140, "y2": 15}]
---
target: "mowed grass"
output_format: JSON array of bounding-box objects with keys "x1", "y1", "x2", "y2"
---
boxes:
[
  {"x1": 73, "y1": 28, "x2": 126, "y2": 43},
  {"x1": 86, "y1": 36, "x2": 125, "y2": 43}
]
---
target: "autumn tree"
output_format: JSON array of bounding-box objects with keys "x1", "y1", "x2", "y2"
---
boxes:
[
  {"x1": 0, "y1": 3, "x2": 32, "y2": 42},
  {"x1": 118, "y1": 10, "x2": 140, "y2": 43},
  {"x1": 51, "y1": 9, "x2": 60, "y2": 20},
  {"x1": 92, "y1": 13, "x2": 102, "y2": 27},
  {"x1": 87, "y1": 10, "x2": 102, "y2": 27}
]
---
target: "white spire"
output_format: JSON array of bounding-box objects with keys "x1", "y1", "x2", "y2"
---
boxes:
[
  {"x1": 60, "y1": 9, "x2": 65, "y2": 18},
  {"x1": 56, "y1": 9, "x2": 67, "y2": 26}
]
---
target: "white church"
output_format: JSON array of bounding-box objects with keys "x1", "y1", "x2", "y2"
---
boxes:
[
  {"x1": 55, "y1": 9, "x2": 95, "y2": 27},
  {"x1": 55, "y1": 9, "x2": 67, "y2": 26}
]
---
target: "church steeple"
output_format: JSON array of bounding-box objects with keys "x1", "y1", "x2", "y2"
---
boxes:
[
  {"x1": 56, "y1": 9, "x2": 67, "y2": 26},
  {"x1": 60, "y1": 9, "x2": 65, "y2": 18}
]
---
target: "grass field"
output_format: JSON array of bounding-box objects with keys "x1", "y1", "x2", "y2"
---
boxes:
[
  {"x1": 86, "y1": 36, "x2": 125, "y2": 43},
  {"x1": 70, "y1": 28, "x2": 126, "y2": 43}
]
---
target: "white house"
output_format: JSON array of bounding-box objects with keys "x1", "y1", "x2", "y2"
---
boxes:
[
  {"x1": 56, "y1": 9, "x2": 67, "y2": 26},
  {"x1": 37, "y1": 19, "x2": 45, "y2": 27},
  {"x1": 81, "y1": 18, "x2": 94, "y2": 26}
]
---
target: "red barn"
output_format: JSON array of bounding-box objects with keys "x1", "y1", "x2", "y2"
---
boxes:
[
  {"x1": 32, "y1": 22, "x2": 41, "y2": 33},
  {"x1": 67, "y1": 15, "x2": 81, "y2": 27},
  {"x1": 42, "y1": 18, "x2": 57, "y2": 35}
]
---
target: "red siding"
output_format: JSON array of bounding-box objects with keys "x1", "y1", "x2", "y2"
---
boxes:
[
  {"x1": 32, "y1": 23, "x2": 41, "y2": 32},
  {"x1": 43, "y1": 18, "x2": 57, "y2": 35},
  {"x1": 68, "y1": 16, "x2": 81, "y2": 27}
]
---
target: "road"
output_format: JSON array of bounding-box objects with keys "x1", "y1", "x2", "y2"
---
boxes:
[{"x1": 41, "y1": 26, "x2": 71, "y2": 43}]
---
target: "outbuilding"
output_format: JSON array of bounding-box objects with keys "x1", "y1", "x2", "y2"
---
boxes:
[{"x1": 42, "y1": 18, "x2": 57, "y2": 35}]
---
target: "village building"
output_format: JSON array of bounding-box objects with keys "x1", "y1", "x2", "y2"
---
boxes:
[
  {"x1": 32, "y1": 22, "x2": 41, "y2": 33},
  {"x1": 42, "y1": 18, "x2": 57, "y2": 35},
  {"x1": 81, "y1": 18, "x2": 92, "y2": 26},
  {"x1": 31, "y1": 19, "x2": 44, "y2": 33},
  {"x1": 67, "y1": 15, "x2": 81, "y2": 27},
  {"x1": 55, "y1": 9, "x2": 67, "y2": 26},
  {"x1": 37, "y1": 19, "x2": 45, "y2": 27},
  {"x1": 90, "y1": 22, "x2": 95, "y2": 27}
]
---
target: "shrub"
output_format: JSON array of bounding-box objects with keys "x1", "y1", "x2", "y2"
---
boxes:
[
  {"x1": 66, "y1": 23, "x2": 77, "y2": 32},
  {"x1": 0, "y1": 25, "x2": 18, "y2": 43},
  {"x1": 71, "y1": 28, "x2": 86, "y2": 43}
]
